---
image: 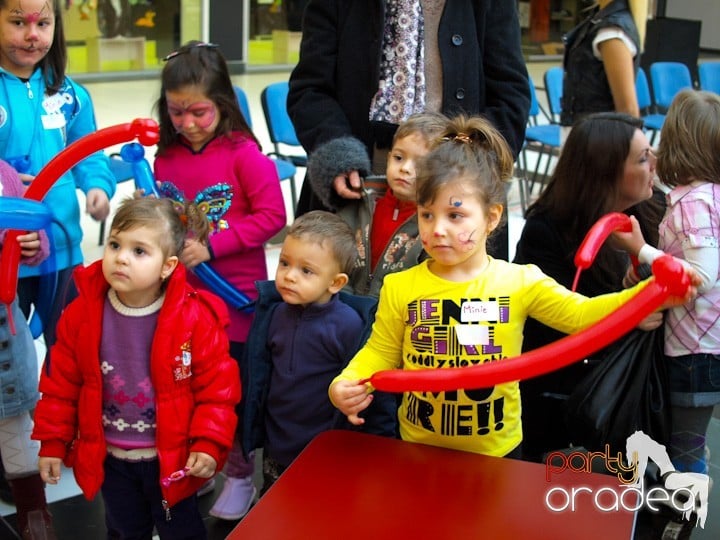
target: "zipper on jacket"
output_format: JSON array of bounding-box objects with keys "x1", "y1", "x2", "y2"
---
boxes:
[
  {"x1": 25, "y1": 81, "x2": 33, "y2": 99},
  {"x1": 162, "y1": 499, "x2": 171, "y2": 521}
]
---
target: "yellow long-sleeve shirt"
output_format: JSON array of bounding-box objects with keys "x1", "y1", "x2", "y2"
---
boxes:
[{"x1": 334, "y1": 258, "x2": 647, "y2": 457}]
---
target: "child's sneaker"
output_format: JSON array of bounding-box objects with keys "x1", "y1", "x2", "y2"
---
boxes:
[{"x1": 209, "y1": 475, "x2": 257, "y2": 520}]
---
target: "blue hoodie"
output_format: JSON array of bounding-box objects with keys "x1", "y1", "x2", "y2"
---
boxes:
[{"x1": 0, "y1": 68, "x2": 115, "y2": 275}]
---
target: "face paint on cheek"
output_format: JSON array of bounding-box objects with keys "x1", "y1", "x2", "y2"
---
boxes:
[
  {"x1": 458, "y1": 229, "x2": 477, "y2": 251},
  {"x1": 193, "y1": 108, "x2": 216, "y2": 130},
  {"x1": 420, "y1": 232, "x2": 431, "y2": 246},
  {"x1": 168, "y1": 103, "x2": 217, "y2": 131},
  {"x1": 170, "y1": 117, "x2": 185, "y2": 132}
]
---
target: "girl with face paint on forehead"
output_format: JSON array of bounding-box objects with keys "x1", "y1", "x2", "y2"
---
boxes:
[
  {"x1": 153, "y1": 40, "x2": 286, "y2": 520},
  {"x1": 329, "y1": 115, "x2": 696, "y2": 460}
]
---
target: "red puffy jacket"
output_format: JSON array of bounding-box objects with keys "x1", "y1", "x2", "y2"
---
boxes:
[{"x1": 32, "y1": 260, "x2": 240, "y2": 507}]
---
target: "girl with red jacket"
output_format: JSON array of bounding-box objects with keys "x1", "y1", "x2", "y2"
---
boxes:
[{"x1": 32, "y1": 197, "x2": 241, "y2": 539}]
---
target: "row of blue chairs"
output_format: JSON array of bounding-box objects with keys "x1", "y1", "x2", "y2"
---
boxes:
[
  {"x1": 517, "y1": 61, "x2": 719, "y2": 213},
  {"x1": 638, "y1": 61, "x2": 720, "y2": 143}
]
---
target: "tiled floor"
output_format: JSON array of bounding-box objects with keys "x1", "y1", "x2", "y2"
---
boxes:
[{"x1": 2, "y1": 65, "x2": 718, "y2": 539}]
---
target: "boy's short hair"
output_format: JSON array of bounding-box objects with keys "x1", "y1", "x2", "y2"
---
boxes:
[
  {"x1": 286, "y1": 211, "x2": 358, "y2": 275},
  {"x1": 392, "y1": 111, "x2": 448, "y2": 148}
]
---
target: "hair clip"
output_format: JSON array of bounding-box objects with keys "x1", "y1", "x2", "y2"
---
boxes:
[
  {"x1": 163, "y1": 42, "x2": 219, "y2": 62},
  {"x1": 441, "y1": 133, "x2": 473, "y2": 144},
  {"x1": 453, "y1": 133, "x2": 472, "y2": 144},
  {"x1": 160, "y1": 466, "x2": 190, "y2": 488}
]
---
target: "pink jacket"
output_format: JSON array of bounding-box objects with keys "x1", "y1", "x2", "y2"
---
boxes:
[
  {"x1": 32, "y1": 260, "x2": 241, "y2": 507},
  {"x1": 154, "y1": 133, "x2": 286, "y2": 342}
]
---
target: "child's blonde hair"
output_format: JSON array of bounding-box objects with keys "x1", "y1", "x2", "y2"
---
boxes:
[
  {"x1": 286, "y1": 210, "x2": 357, "y2": 275},
  {"x1": 656, "y1": 89, "x2": 720, "y2": 188},
  {"x1": 416, "y1": 115, "x2": 514, "y2": 228},
  {"x1": 111, "y1": 198, "x2": 210, "y2": 259},
  {"x1": 392, "y1": 111, "x2": 448, "y2": 148}
]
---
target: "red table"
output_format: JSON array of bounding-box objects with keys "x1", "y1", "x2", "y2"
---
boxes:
[{"x1": 228, "y1": 430, "x2": 637, "y2": 539}]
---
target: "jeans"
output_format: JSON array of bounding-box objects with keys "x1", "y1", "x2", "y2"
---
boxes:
[{"x1": 667, "y1": 353, "x2": 720, "y2": 407}]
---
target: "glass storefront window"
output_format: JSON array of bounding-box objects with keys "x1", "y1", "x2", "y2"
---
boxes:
[
  {"x1": 247, "y1": 0, "x2": 307, "y2": 66},
  {"x1": 64, "y1": 0, "x2": 185, "y2": 74},
  {"x1": 63, "y1": 1, "x2": 307, "y2": 77}
]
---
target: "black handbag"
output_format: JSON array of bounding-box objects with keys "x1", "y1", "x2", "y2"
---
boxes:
[{"x1": 565, "y1": 327, "x2": 672, "y2": 453}]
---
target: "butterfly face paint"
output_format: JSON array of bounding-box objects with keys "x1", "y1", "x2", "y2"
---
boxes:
[
  {"x1": 167, "y1": 101, "x2": 217, "y2": 131},
  {"x1": 165, "y1": 86, "x2": 221, "y2": 151}
]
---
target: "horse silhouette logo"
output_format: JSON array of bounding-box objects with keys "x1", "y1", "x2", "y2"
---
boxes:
[{"x1": 626, "y1": 431, "x2": 710, "y2": 528}]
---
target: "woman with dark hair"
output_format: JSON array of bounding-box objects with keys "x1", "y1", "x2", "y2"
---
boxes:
[{"x1": 513, "y1": 112, "x2": 664, "y2": 461}]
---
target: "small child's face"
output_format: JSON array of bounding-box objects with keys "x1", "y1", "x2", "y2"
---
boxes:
[
  {"x1": 418, "y1": 180, "x2": 502, "y2": 273},
  {"x1": 386, "y1": 132, "x2": 430, "y2": 203},
  {"x1": 0, "y1": 0, "x2": 55, "y2": 79},
  {"x1": 275, "y1": 235, "x2": 345, "y2": 308},
  {"x1": 166, "y1": 84, "x2": 220, "y2": 152},
  {"x1": 102, "y1": 226, "x2": 177, "y2": 308}
]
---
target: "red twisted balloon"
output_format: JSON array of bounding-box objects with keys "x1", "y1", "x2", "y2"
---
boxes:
[
  {"x1": 365, "y1": 254, "x2": 691, "y2": 393},
  {"x1": 571, "y1": 212, "x2": 632, "y2": 291},
  {"x1": 0, "y1": 118, "x2": 159, "y2": 306}
]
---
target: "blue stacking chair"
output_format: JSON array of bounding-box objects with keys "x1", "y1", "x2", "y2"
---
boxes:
[
  {"x1": 543, "y1": 66, "x2": 564, "y2": 124},
  {"x1": 261, "y1": 81, "x2": 307, "y2": 214},
  {"x1": 649, "y1": 62, "x2": 693, "y2": 113},
  {"x1": 517, "y1": 77, "x2": 562, "y2": 213},
  {"x1": 698, "y1": 61, "x2": 720, "y2": 94},
  {"x1": 234, "y1": 85, "x2": 298, "y2": 217},
  {"x1": 635, "y1": 67, "x2": 665, "y2": 144}
]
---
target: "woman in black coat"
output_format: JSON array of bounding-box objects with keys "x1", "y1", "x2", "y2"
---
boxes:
[{"x1": 287, "y1": 0, "x2": 530, "y2": 260}]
